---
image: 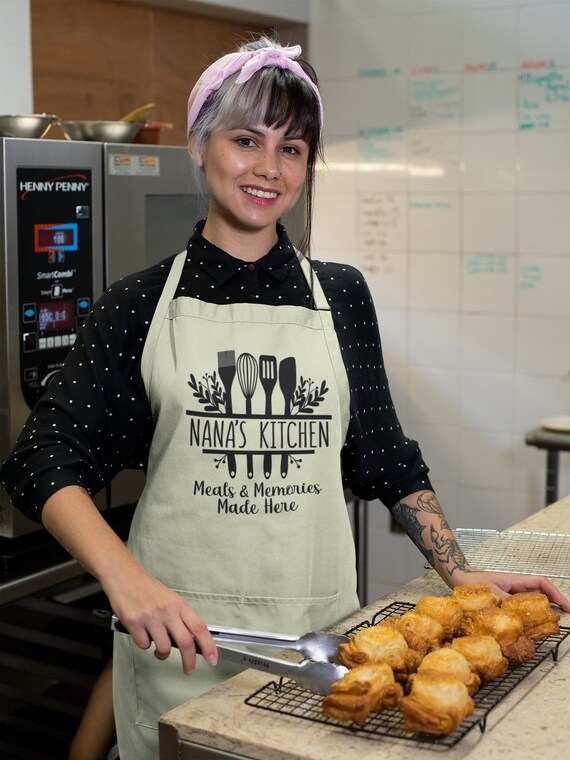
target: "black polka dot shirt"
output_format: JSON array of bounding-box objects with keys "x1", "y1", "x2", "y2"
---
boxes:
[{"x1": 0, "y1": 222, "x2": 432, "y2": 522}]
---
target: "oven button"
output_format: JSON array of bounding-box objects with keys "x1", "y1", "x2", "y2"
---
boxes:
[
  {"x1": 23, "y1": 303, "x2": 37, "y2": 323},
  {"x1": 24, "y1": 367, "x2": 39, "y2": 382},
  {"x1": 23, "y1": 332, "x2": 38, "y2": 352},
  {"x1": 77, "y1": 297, "x2": 91, "y2": 317}
]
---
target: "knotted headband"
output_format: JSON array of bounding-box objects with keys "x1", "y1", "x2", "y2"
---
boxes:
[{"x1": 187, "y1": 45, "x2": 323, "y2": 136}]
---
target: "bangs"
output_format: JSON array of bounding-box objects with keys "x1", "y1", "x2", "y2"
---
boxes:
[{"x1": 208, "y1": 68, "x2": 321, "y2": 153}]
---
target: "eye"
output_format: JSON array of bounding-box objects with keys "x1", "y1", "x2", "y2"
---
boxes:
[
  {"x1": 282, "y1": 145, "x2": 301, "y2": 155},
  {"x1": 236, "y1": 136, "x2": 256, "y2": 147}
]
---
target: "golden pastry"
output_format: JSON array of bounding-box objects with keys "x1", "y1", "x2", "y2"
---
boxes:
[
  {"x1": 451, "y1": 582, "x2": 501, "y2": 613},
  {"x1": 391, "y1": 609, "x2": 445, "y2": 655},
  {"x1": 414, "y1": 595, "x2": 464, "y2": 640},
  {"x1": 460, "y1": 606, "x2": 535, "y2": 664},
  {"x1": 451, "y1": 634, "x2": 509, "y2": 682},
  {"x1": 338, "y1": 625, "x2": 422, "y2": 680},
  {"x1": 399, "y1": 671, "x2": 474, "y2": 735},
  {"x1": 501, "y1": 591, "x2": 560, "y2": 642},
  {"x1": 322, "y1": 662, "x2": 403, "y2": 726},
  {"x1": 410, "y1": 646, "x2": 481, "y2": 695}
]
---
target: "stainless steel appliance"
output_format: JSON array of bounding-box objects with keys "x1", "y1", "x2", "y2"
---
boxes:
[{"x1": 1, "y1": 137, "x2": 302, "y2": 539}]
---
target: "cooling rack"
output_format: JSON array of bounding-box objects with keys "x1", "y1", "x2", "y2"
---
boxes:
[
  {"x1": 244, "y1": 601, "x2": 570, "y2": 750},
  {"x1": 454, "y1": 529, "x2": 570, "y2": 578}
]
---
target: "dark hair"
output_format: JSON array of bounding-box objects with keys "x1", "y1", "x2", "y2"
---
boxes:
[{"x1": 190, "y1": 36, "x2": 323, "y2": 258}]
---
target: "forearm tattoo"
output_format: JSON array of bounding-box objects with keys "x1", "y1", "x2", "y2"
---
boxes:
[{"x1": 390, "y1": 491, "x2": 472, "y2": 577}]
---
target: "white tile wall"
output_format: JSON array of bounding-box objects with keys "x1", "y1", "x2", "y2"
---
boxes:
[
  {"x1": 518, "y1": 195, "x2": 570, "y2": 255},
  {"x1": 309, "y1": 0, "x2": 570, "y2": 603}
]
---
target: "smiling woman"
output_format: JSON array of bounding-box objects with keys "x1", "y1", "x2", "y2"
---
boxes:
[{"x1": 187, "y1": 38, "x2": 323, "y2": 260}]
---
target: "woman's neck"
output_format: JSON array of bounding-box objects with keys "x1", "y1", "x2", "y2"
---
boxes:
[{"x1": 200, "y1": 217, "x2": 278, "y2": 262}]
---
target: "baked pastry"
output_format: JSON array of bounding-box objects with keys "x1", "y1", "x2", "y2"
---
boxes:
[
  {"x1": 399, "y1": 671, "x2": 474, "y2": 735},
  {"x1": 414, "y1": 595, "x2": 464, "y2": 640},
  {"x1": 460, "y1": 606, "x2": 535, "y2": 664},
  {"x1": 410, "y1": 646, "x2": 481, "y2": 695},
  {"x1": 338, "y1": 625, "x2": 422, "y2": 681},
  {"x1": 390, "y1": 610, "x2": 445, "y2": 655},
  {"x1": 322, "y1": 662, "x2": 403, "y2": 726},
  {"x1": 501, "y1": 591, "x2": 560, "y2": 642},
  {"x1": 451, "y1": 634, "x2": 509, "y2": 682},
  {"x1": 451, "y1": 583, "x2": 501, "y2": 613}
]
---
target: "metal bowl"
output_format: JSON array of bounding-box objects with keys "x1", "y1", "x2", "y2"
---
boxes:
[
  {"x1": 0, "y1": 114, "x2": 58, "y2": 139},
  {"x1": 59, "y1": 120, "x2": 145, "y2": 143}
]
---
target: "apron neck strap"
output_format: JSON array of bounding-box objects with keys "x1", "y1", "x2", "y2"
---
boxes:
[{"x1": 295, "y1": 252, "x2": 330, "y2": 312}]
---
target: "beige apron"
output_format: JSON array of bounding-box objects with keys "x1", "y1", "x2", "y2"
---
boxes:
[{"x1": 113, "y1": 250, "x2": 359, "y2": 759}]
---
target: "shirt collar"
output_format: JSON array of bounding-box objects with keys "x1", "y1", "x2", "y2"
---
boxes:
[{"x1": 186, "y1": 220, "x2": 299, "y2": 285}]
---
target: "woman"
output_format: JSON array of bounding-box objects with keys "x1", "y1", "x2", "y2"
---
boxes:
[{"x1": 1, "y1": 36, "x2": 568, "y2": 759}]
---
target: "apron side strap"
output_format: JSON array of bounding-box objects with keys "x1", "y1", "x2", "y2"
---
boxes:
[{"x1": 141, "y1": 250, "x2": 187, "y2": 406}]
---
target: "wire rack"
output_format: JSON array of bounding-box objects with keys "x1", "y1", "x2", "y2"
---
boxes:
[
  {"x1": 454, "y1": 529, "x2": 570, "y2": 579},
  {"x1": 244, "y1": 601, "x2": 570, "y2": 751}
]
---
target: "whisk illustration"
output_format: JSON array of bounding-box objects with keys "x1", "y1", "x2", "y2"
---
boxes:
[{"x1": 236, "y1": 352, "x2": 258, "y2": 478}]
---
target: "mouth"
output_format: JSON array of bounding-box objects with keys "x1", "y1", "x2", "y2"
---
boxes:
[{"x1": 241, "y1": 186, "x2": 278, "y2": 200}]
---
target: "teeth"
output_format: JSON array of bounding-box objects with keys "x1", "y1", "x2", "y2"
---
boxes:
[{"x1": 242, "y1": 187, "x2": 278, "y2": 199}]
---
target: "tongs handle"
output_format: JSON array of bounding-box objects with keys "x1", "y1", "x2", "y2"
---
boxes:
[
  {"x1": 111, "y1": 617, "x2": 297, "y2": 646},
  {"x1": 110, "y1": 617, "x2": 332, "y2": 684},
  {"x1": 208, "y1": 623, "x2": 299, "y2": 647}
]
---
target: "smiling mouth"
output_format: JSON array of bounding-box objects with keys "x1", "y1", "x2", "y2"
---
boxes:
[{"x1": 241, "y1": 186, "x2": 278, "y2": 199}]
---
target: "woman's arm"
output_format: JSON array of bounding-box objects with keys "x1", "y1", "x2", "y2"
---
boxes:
[
  {"x1": 42, "y1": 486, "x2": 218, "y2": 672},
  {"x1": 390, "y1": 489, "x2": 570, "y2": 612}
]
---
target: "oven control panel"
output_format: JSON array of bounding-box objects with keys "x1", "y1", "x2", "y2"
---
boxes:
[{"x1": 17, "y1": 167, "x2": 94, "y2": 408}]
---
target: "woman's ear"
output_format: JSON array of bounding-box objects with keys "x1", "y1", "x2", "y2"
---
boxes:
[{"x1": 188, "y1": 135, "x2": 204, "y2": 168}]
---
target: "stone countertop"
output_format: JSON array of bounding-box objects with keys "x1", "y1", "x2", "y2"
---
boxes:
[{"x1": 159, "y1": 495, "x2": 570, "y2": 759}]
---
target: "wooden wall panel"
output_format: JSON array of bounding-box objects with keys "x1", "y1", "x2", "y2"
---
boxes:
[{"x1": 30, "y1": 0, "x2": 299, "y2": 145}]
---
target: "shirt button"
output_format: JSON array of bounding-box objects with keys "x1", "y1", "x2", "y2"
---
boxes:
[
  {"x1": 247, "y1": 293, "x2": 256, "y2": 301},
  {"x1": 247, "y1": 263, "x2": 256, "y2": 271}
]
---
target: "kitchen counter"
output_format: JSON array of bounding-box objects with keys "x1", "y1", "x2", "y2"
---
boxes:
[{"x1": 159, "y1": 496, "x2": 570, "y2": 759}]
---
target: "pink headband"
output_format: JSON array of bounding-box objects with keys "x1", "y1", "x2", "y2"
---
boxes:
[{"x1": 187, "y1": 45, "x2": 323, "y2": 136}]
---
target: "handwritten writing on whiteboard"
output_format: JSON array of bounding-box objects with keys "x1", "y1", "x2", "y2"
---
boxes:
[
  {"x1": 466, "y1": 255, "x2": 508, "y2": 275},
  {"x1": 359, "y1": 194, "x2": 405, "y2": 251},
  {"x1": 359, "y1": 67, "x2": 401, "y2": 78},
  {"x1": 519, "y1": 69, "x2": 570, "y2": 129},
  {"x1": 409, "y1": 76, "x2": 461, "y2": 126},
  {"x1": 358, "y1": 127, "x2": 404, "y2": 162},
  {"x1": 519, "y1": 264, "x2": 542, "y2": 290}
]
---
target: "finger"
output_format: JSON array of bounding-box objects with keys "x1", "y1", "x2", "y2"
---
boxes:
[
  {"x1": 148, "y1": 625, "x2": 173, "y2": 662},
  {"x1": 181, "y1": 610, "x2": 218, "y2": 668},
  {"x1": 119, "y1": 620, "x2": 152, "y2": 651}
]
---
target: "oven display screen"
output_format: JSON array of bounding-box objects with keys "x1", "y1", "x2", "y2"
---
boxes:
[
  {"x1": 34, "y1": 223, "x2": 78, "y2": 252},
  {"x1": 38, "y1": 300, "x2": 76, "y2": 332}
]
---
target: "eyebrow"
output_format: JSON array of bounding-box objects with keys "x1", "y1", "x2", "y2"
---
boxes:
[{"x1": 232, "y1": 126, "x2": 306, "y2": 141}]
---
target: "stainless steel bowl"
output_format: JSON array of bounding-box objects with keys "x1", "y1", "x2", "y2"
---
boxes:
[
  {"x1": 0, "y1": 114, "x2": 58, "y2": 139},
  {"x1": 60, "y1": 120, "x2": 144, "y2": 143}
]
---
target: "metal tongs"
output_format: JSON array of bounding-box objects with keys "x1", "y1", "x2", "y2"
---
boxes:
[{"x1": 112, "y1": 617, "x2": 349, "y2": 695}]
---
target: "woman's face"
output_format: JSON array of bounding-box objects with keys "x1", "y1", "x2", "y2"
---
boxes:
[{"x1": 191, "y1": 123, "x2": 309, "y2": 237}]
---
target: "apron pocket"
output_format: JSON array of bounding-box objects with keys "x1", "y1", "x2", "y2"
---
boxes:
[
  {"x1": 174, "y1": 588, "x2": 342, "y2": 635},
  {"x1": 115, "y1": 628, "x2": 244, "y2": 733}
]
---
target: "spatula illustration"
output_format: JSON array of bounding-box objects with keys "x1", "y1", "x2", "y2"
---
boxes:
[
  {"x1": 259, "y1": 355, "x2": 277, "y2": 477},
  {"x1": 278, "y1": 357, "x2": 296, "y2": 478}
]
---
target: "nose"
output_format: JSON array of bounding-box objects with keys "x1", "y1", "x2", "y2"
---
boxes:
[{"x1": 254, "y1": 150, "x2": 281, "y2": 180}]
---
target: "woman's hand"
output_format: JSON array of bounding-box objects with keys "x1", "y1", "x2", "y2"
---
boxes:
[
  {"x1": 41, "y1": 485, "x2": 218, "y2": 674},
  {"x1": 449, "y1": 568, "x2": 570, "y2": 612},
  {"x1": 106, "y1": 566, "x2": 218, "y2": 675}
]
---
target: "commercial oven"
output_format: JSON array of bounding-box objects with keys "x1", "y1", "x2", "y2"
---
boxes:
[{"x1": 0, "y1": 136, "x2": 303, "y2": 540}]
